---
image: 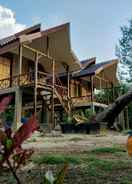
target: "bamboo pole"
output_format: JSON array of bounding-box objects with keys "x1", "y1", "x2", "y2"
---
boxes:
[
  {"x1": 34, "y1": 52, "x2": 39, "y2": 115},
  {"x1": 18, "y1": 45, "x2": 23, "y2": 85},
  {"x1": 67, "y1": 66, "x2": 70, "y2": 98},
  {"x1": 19, "y1": 45, "x2": 22, "y2": 74},
  {"x1": 22, "y1": 44, "x2": 53, "y2": 61},
  {"x1": 67, "y1": 65, "x2": 71, "y2": 118},
  {"x1": 90, "y1": 76, "x2": 94, "y2": 102},
  {"x1": 51, "y1": 59, "x2": 55, "y2": 130},
  {"x1": 91, "y1": 76, "x2": 94, "y2": 113}
]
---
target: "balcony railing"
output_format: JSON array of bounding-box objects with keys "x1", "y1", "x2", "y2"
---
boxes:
[
  {"x1": 72, "y1": 95, "x2": 92, "y2": 105},
  {"x1": 71, "y1": 94, "x2": 109, "y2": 106},
  {"x1": 0, "y1": 71, "x2": 69, "y2": 93},
  {"x1": 0, "y1": 71, "x2": 53, "y2": 90}
]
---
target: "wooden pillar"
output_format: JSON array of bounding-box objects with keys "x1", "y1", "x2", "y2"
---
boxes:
[
  {"x1": 41, "y1": 99, "x2": 47, "y2": 124},
  {"x1": 70, "y1": 80, "x2": 75, "y2": 97},
  {"x1": 66, "y1": 65, "x2": 71, "y2": 117},
  {"x1": 18, "y1": 45, "x2": 23, "y2": 85},
  {"x1": 34, "y1": 52, "x2": 38, "y2": 115},
  {"x1": 67, "y1": 65, "x2": 70, "y2": 98},
  {"x1": 90, "y1": 76, "x2": 94, "y2": 102},
  {"x1": 99, "y1": 77, "x2": 102, "y2": 90},
  {"x1": 51, "y1": 59, "x2": 55, "y2": 130},
  {"x1": 90, "y1": 76, "x2": 94, "y2": 113},
  {"x1": 106, "y1": 82, "x2": 109, "y2": 104},
  {"x1": 14, "y1": 44, "x2": 23, "y2": 129},
  {"x1": 14, "y1": 88, "x2": 22, "y2": 130}
]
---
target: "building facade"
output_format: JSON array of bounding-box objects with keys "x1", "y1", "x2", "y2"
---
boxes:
[{"x1": 0, "y1": 23, "x2": 120, "y2": 130}]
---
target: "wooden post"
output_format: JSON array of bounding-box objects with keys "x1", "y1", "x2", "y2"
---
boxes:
[
  {"x1": 18, "y1": 45, "x2": 23, "y2": 85},
  {"x1": 67, "y1": 66, "x2": 70, "y2": 98},
  {"x1": 91, "y1": 76, "x2": 94, "y2": 113},
  {"x1": 90, "y1": 76, "x2": 94, "y2": 102},
  {"x1": 34, "y1": 52, "x2": 38, "y2": 115},
  {"x1": 14, "y1": 44, "x2": 23, "y2": 129},
  {"x1": 67, "y1": 65, "x2": 71, "y2": 118},
  {"x1": 106, "y1": 82, "x2": 109, "y2": 104},
  {"x1": 51, "y1": 59, "x2": 55, "y2": 130},
  {"x1": 99, "y1": 77, "x2": 102, "y2": 90}
]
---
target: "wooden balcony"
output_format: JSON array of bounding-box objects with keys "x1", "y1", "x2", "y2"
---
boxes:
[
  {"x1": 0, "y1": 71, "x2": 53, "y2": 90},
  {"x1": 72, "y1": 94, "x2": 109, "y2": 107}
]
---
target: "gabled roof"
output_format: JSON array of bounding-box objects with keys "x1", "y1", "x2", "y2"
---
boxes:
[
  {"x1": 80, "y1": 57, "x2": 96, "y2": 69},
  {"x1": 0, "y1": 24, "x2": 41, "y2": 47},
  {"x1": 73, "y1": 59, "x2": 118, "y2": 78},
  {"x1": 0, "y1": 23, "x2": 81, "y2": 72}
]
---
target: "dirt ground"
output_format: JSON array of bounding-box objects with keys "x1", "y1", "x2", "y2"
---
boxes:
[
  {"x1": 1, "y1": 131, "x2": 132, "y2": 184},
  {"x1": 23, "y1": 131, "x2": 128, "y2": 153}
]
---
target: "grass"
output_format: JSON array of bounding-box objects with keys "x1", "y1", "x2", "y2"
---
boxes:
[
  {"x1": 82, "y1": 155, "x2": 131, "y2": 171},
  {"x1": 70, "y1": 137, "x2": 83, "y2": 142},
  {"x1": 91, "y1": 146, "x2": 126, "y2": 154},
  {"x1": 28, "y1": 145, "x2": 132, "y2": 184},
  {"x1": 32, "y1": 154, "x2": 81, "y2": 165}
]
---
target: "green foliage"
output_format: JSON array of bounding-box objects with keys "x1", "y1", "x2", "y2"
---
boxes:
[
  {"x1": 4, "y1": 105, "x2": 14, "y2": 122},
  {"x1": 84, "y1": 109, "x2": 96, "y2": 119},
  {"x1": 83, "y1": 154, "x2": 132, "y2": 173},
  {"x1": 32, "y1": 154, "x2": 80, "y2": 165},
  {"x1": 63, "y1": 114, "x2": 72, "y2": 123},
  {"x1": 95, "y1": 84, "x2": 129, "y2": 104},
  {"x1": 116, "y1": 19, "x2": 132, "y2": 81},
  {"x1": 4, "y1": 138, "x2": 13, "y2": 150},
  {"x1": 91, "y1": 146, "x2": 126, "y2": 154}
]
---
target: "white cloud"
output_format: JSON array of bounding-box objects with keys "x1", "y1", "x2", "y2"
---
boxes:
[{"x1": 0, "y1": 5, "x2": 26, "y2": 39}]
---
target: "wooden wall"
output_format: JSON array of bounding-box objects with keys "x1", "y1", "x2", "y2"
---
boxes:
[
  {"x1": 70, "y1": 79, "x2": 91, "y2": 98},
  {"x1": 0, "y1": 56, "x2": 10, "y2": 79}
]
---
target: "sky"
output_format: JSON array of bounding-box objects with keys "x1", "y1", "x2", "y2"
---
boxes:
[{"x1": 0, "y1": 0, "x2": 132, "y2": 62}]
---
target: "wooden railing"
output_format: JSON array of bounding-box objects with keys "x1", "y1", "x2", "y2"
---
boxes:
[
  {"x1": 0, "y1": 72, "x2": 53, "y2": 90},
  {"x1": 72, "y1": 95, "x2": 92, "y2": 105},
  {"x1": 71, "y1": 94, "x2": 109, "y2": 105}
]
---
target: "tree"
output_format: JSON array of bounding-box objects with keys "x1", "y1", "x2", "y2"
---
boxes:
[
  {"x1": 116, "y1": 19, "x2": 132, "y2": 82},
  {"x1": 91, "y1": 88, "x2": 132, "y2": 128}
]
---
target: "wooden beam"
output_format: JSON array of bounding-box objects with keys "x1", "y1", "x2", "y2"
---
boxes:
[
  {"x1": 34, "y1": 52, "x2": 39, "y2": 115},
  {"x1": 18, "y1": 45, "x2": 23, "y2": 75},
  {"x1": 90, "y1": 76, "x2": 94, "y2": 102},
  {"x1": 94, "y1": 75, "x2": 109, "y2": 83},
  {"x1": 51, "y1": 59, "x2": 55, "y2": 130},
  {"x1": 22, "y1": 44, "x2": 53, "y2": 61}
]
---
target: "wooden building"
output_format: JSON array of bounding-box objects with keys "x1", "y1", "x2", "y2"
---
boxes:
[{"x1": 0, "y1": 23, "x2": 119, "y2": 130}]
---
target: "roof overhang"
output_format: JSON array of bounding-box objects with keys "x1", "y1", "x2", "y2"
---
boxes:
[
  {"x1": 73, "y1": 59, "x2": 119, "y2": 88},
  {"x1": 20, "y1": 23, "x2": 81, "y2": 73},
  {"x1": 0, "y1": 23, "x2": 81, "y2": 73}
]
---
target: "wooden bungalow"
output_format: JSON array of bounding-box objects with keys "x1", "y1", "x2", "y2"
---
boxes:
[{"x1": 0, "y1": 22, "x2": 120, "y2": 131}]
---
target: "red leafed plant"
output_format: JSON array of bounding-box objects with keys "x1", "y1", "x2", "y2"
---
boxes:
[{"x1": 0, "y1": 95, "x2": 39, "y2": 184}]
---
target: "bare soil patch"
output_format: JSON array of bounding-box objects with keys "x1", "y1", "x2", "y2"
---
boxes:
[{"x1": 1, "y1": 131, "x2": 132, "y2": 184}]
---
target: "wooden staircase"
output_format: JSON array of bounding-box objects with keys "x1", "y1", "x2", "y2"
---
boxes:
[{"x1": 40, "y1": 75, "x2": 73, "y2": 115}]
